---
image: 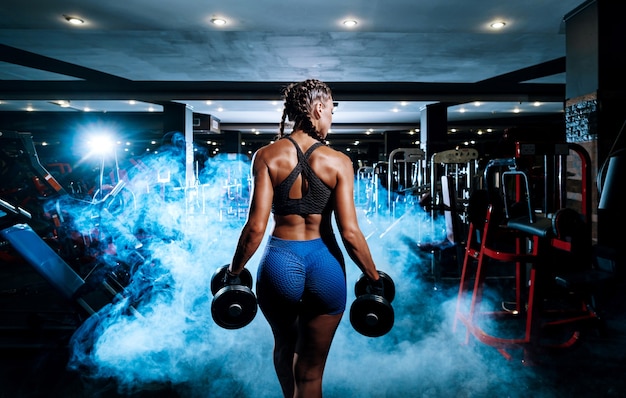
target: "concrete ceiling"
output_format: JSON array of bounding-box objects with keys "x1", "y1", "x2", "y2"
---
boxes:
[{"x1": 0, "y1": 0, "x2": 588, "y2": 136}]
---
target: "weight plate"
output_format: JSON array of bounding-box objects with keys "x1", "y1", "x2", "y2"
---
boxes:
[
  {"x1": 354, "y1": 271, "x2": 395, "y2": 303},
  {"x1": 211, "y1": 285, "x2": 258, "y2": 329},
  {"x1": 349, "y1": 294, "x2": 394, "y2": 337}
]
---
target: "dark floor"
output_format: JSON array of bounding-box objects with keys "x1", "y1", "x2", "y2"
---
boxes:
[{"x1": 2, "y1": 252, "x2": 626, "y2": 398}]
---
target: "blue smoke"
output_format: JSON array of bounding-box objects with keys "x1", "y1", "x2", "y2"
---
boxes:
[{"x1": 58, "y1": 144, "x2": 547, "y2": 398}]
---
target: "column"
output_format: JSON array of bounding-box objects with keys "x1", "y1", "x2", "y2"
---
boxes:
[
  {"x1": 163, "y1": 102, "x2": 195, "y2": 187},
  {"x1": 419, "y1": 103, "x2": 449, "y2": 160}
]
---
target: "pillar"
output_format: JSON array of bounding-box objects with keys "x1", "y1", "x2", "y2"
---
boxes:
[
  {"x1": 384, "y1": 131, "x2": 402, "y2": 156},
  {"x1": 222, "y1": 131, "x2": 242, "y2": 154},
  {"x1": 419, "y1": 103, "x2": 449, "y2": 160},
  {"x1": 163, "y1": 103, "x2": 195, "y2": 187}
]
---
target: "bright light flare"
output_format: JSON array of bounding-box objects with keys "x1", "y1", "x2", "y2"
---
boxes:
[{"x1": 87, "y1": 134, "x2": 116, "y2": 155}]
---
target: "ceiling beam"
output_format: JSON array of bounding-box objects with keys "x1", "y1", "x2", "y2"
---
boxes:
[
  {"x1": 0, "y1": 80, "x2": 564, "y2": 102},
  {"x1": 477, "y1": 57, "x2": 566, "y2": 84},
  {"x1": 0, "y1": 44, "x2": 131, "y2": 83}
]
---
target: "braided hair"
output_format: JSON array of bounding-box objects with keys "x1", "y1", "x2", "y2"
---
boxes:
[{"x1": 278, "y1": 79, "x2": 332, "y2": 142}]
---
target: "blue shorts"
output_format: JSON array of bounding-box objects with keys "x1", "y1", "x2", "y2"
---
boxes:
[{"x1": 256, "y1": 236, "x2": 346, "y2": 325}]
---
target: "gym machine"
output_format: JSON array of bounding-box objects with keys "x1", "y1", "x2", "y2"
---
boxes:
[
  {"x1": 454, "y1": 140, "x2": 610, "y2": 360},
  {"x1": 0, "y1": 131, "x2": 141, "y2": 348},
  {"x1": 386, "y1": 147, "x2": 427, "y2": 218},
  {"x1": 418, "y1": 147, "x2": 479, "y2": 288},
  {"x1": 365, "y1": 148, "x2": 426, "y2": 217},
  {"x1": 355, "y1": 165, "x2": 374, "y2": 209}
]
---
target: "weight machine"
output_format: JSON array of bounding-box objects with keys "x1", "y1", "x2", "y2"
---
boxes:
[
  {"x1": 417, "y1": 147, "x2": 479, "y2": 288},
  {"x1": 428, "y1": 147, "x2": 479, "y2": 239},
  {"x1": 364, "y1": 148, "x2": 426, "y2": 217},
  {"x1": 355, "y1": 166, "x2": 374, "y2": 209},
  {"x1": 454, "y1": 140, "x2": 609, "y2": 360},
  {"x1": 386, "y1": 147, "x2": 427, "y2": 217}
]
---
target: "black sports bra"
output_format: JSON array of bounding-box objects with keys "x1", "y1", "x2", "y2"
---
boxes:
[{"x1": 272, "y1": 136, "x2": 332, "y2": 216}]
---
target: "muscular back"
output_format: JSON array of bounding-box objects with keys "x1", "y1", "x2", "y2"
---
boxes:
[{"x1": 251, "y1": 134, "x2": 354, "y2": 241}]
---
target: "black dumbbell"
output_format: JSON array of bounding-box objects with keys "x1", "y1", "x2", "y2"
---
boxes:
[
  {"x1": 349, "y1": 271, "x2": 395, "y2": 337},
  {"x1": 210, "y1": 265, "x2": 257, "y2": 329}
]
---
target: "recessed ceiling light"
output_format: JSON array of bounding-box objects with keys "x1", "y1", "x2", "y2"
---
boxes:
[
  {"x1": 343, "y1": 19, "x2": 358, "y2": 27},
  {"x1": 490, "y1": 21, "x2": 506, "y2": 29},
  {"x1": 211, "y1": 18, "x2": 227, "y2": 26},
  {"x1": 64, "y1": 15, "x2": 84, "y2": 25}
]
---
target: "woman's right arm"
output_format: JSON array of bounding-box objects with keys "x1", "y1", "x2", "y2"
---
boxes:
[
  {"x1": 332, "y1": 153, "x2": 380, "y2": 282},
  {"x1": 228, "y1": 149, "x2": 273, "y2": 275}
]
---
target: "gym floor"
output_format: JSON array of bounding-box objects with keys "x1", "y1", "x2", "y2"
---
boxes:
[{"x1": 2, "y1": 254, "x2": 626, "y2": 398}]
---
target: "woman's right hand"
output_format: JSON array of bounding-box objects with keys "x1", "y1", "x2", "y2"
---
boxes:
[{"x1": 367, "y1": 276, "x2": 384, "y2": 297}]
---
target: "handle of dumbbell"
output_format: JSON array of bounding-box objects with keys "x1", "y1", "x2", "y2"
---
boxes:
[
  {"x1": 367, "y1": 277, "x2": 385, "y2": 297},
  {"x1": 222, "y1": 269, "x2": 242, "y2": 286}
]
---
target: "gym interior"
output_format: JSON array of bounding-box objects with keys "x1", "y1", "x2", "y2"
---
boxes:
[{"x1": 2, "y1": 1, "x2": 626, "y2": 397}]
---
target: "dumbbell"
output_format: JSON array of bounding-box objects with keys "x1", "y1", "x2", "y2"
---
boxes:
[
  {"x1": 210, "y1": 265, "x2": 257, "y2": 329},
  {"x1": 349, "y1": 271, "x2": 395, "y2": 337}
]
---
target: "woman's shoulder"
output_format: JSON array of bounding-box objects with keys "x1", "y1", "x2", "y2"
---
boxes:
[
  {"x1": 253, "y1": 138, "x2": 294, "y2": 168},
  {"x1": 317, "y1": 144, "x2": 351, "y2": 163},
  {"x1": 310, "y1": 145, "x2": 353, "y2": 177},
  {"x1": 255, "y1": 139, "x2": 286, "y2": 157}
]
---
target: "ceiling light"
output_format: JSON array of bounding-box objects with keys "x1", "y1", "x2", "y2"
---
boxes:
[
  {"x1": 490, "y1": 21, "x2": 506, "y2": 29},
  {"x1": 211, "y1": 18, "x2": 227, "y2": 26},
  {"x1": 64, "y1": 15, "x2": 84, "y2": 25},
  {"x1": 343, "y1": 19, "x2": 358, "y2": 27}
]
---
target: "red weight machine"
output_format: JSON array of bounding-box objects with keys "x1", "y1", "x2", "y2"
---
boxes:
[{"x1": 453, "y1": 141, "x2": 611, "y2": 361}]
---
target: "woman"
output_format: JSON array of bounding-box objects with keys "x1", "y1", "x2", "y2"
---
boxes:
[{"x1": 226, "y1": 79, "x2": 382, "y2": 398}]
